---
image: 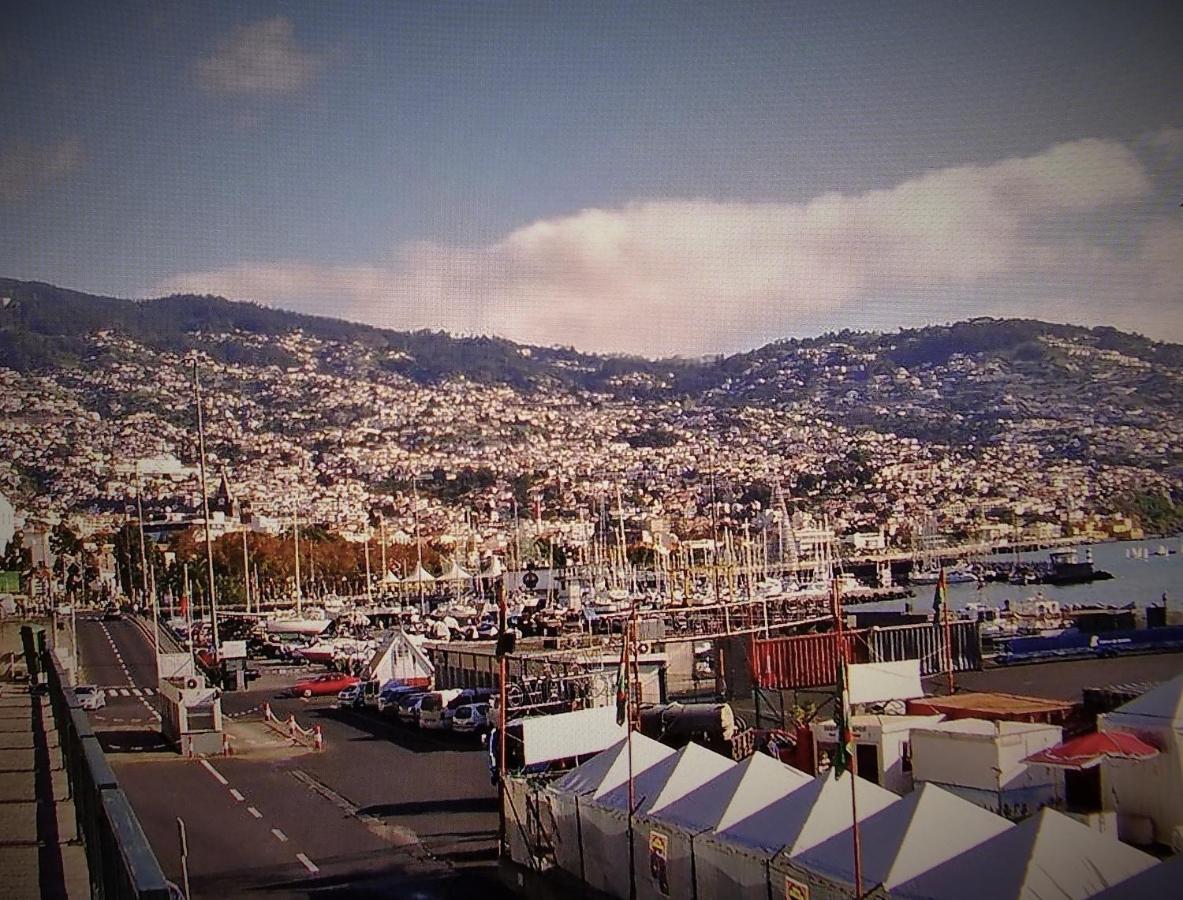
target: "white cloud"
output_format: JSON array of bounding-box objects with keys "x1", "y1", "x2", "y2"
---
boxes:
[
  {"x1": 196, "y1": 17, "x2": 323, "y2": 95},
  {"x1": 155, "y1": 136, "x2": 1183, "y2": 356},
  {"x1": 0, "y1": 138, "x2": 83, "y2": 203}
]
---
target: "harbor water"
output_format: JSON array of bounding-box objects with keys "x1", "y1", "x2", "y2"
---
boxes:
[{"x1": 866, "y1": 538, "x2": 1183, "y2": 613}]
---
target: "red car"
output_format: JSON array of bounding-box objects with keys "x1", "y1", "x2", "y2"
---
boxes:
[{"x1": 290, "y1": 673, "x2": 360, "y2": 698}]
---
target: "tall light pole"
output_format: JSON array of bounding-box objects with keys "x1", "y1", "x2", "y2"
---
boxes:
[{"x1": 192, "y1": 359, "x2": 220, "y2": 658}]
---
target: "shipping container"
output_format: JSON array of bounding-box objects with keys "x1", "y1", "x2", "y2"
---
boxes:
[{"x1": 752, "y1": 620, "x2": 980, "y2": 690}]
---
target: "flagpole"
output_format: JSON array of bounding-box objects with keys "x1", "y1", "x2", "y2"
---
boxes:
[
  {"x1": 941, "y1": 567, "x2": 955, "y2": 694},
  {"x1": 626, "y1": 594, "x2": 637, "y2": 900},
  {"x1": 831, "y1": 572, "x2": 863, "y2": 898}
]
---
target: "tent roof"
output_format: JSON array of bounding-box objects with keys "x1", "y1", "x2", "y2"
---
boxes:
[
  {"x1": 402, "y1": 563, "x2": 436, "y2": 583},
  {"x1": 1091, "y1": 853, "x2": 1179, "y2": 899},
  {"x1": 715, "y1": 770, "x2": 895, "y2": 859},
  {"x1": 713, "y1": 753, "x2": 813, "y2": 835},
  {"x1": 635, "y1": 743, "x2": 737, "y2": 828},
  {"x1": 549, "y1": 734, "x2": 674, "y2": 799},
  {"x1": 1105, "y1": 673, "x2": 1183, "y2": 729},
  {"x1": 438, "y1": 559, "x2": 472, "y2": 581},
  {"x1": 795, "y1": 783, "x2": 1012, "y2": 890},
  {"x1": 1024, "y1": 730, "x2": 1159, "y2": 771},
  {"x1": 893, "y1": 807, "x2": 1157, "y2": 900}
]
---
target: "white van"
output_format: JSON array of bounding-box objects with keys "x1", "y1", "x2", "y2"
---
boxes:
[{"x1": 417, "y1": 689, "x2": 464, "y2": 730}]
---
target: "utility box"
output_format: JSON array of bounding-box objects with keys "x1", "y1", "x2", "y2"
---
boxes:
[{"x1": 158, "y1": 676, "x2": 224, "y2": 756}]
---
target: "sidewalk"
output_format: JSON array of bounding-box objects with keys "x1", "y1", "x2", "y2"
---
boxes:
[{"x1": 0, "y1": 627, "x2": 90, "y2": 898}]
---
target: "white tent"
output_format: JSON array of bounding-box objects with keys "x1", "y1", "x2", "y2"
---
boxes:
[
  {"x1": 365, "y1": 629, "x2": 433, "y2": 687},
  {"x1": 693, "y1": 768, "x2": 895, "y2": 900},
  {"x1": 891, "y1": 806, "x2": 1157, "y2": 899},
  {"x1": 437, "y1": 558, "x2": 473, "y2": 582},
  {"x1": 1098, "y1": 673, "x2": 1183, "y2": 850},
  {"x1": 577, "y1": 742, "x2": 729, "y2": 899},
  {"x1": 637, "y1": 752, "x2": 811, "y2": 900},
  {"x1": 545, "y1": 734, "x2": 675, "y2": 883},
  {"x1": 628, "y1": 744, "x2": 738, "y2": 900},
  {"x1": 401, "y1": 563, "x2": 436, "y2": 585},
  {"x1": 790, "y1": 783, "x2": 1012, "y2": 894},
  {"x1": 1091, "y1": 852, "x2": 1177, "y2": 899}
]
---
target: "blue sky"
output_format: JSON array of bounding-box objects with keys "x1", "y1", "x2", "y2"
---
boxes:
[{"x1": 1, "y1": 1, "x2": 1180, "y2": 355}]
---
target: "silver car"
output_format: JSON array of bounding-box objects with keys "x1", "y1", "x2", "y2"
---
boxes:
[{"x1": 75, "y1": 685, "x2": 106, "y2": 710}]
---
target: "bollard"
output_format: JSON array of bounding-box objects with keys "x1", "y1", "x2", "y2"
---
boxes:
[
  {"x1": 222, "y1": 732, "x2": 232, "y2": 756},
  {"x1": 314, "y1": 726, "x2": 323, "y2": 751}
]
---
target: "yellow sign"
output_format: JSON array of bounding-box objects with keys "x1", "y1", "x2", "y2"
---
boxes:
[
  {"x1": 649, "y1": 831, "x2": 670, "y2": 895},
  {"x1": 785, "y1": 874, "x2": 810, "y2": 900}
]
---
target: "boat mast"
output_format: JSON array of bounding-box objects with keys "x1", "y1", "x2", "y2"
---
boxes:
[
  {"x1": 293, "y1": 502, "x2": 303, "y2": 617},
  {"x1": 192, "y1": 358, "x2": 220, "y2": 658}
]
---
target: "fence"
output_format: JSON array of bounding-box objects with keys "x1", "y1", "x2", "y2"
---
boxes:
[
  {"x1": 28, "y1": 626, "x2": 171, "y2": 899},
  {"x1": 751, "y1": 619, "x2": 982, "y2": 690},
  {"x1": 261, "y1": 703, "x2": 324, "y2": 750}
]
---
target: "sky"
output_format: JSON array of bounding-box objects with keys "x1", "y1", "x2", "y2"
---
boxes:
[{"x1": 1, "y1": 0, "x2": 1181, "y2": 357}]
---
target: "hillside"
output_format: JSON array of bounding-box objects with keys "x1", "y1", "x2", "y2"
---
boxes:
[{"x1": 0, "y1": 278, "x2": 1180, "y2": 529}]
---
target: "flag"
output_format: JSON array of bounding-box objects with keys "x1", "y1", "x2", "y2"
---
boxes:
[
  {"x1": 832, "y1": 658, "x2": 854, "y2": 778},
  {"x1": 615, "y1": 631, "x2": 629, "y2": 726},
  {"x1": 931, "y1": 566, "x2": 947, "y2": 617}
]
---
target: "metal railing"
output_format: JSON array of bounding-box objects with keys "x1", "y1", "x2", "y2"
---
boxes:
[{"x1": 26, "y1": 625, "x2": 171, "y2": 899}]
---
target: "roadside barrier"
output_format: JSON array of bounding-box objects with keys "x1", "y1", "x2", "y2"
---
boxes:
[
  {"x1": 31, "y1": 626, "x2": 171, "y2": 899},
  {"x1": 262, "y1": 702, "x2": 324, "y2": 751}
]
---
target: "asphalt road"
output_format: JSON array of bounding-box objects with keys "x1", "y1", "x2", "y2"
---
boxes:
[{"x1": 74, "y1": 614, "x2": 513, "y2": 898}]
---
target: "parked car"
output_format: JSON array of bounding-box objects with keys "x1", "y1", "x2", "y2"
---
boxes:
[
  {"x1": 451, "y1": 702, "x2": 491, "y2": 735},
  {"x1": 336, "y1": 680, "x2": 379, "y2": 709},
  {"x1": 377, "y1": 683, "x2": 427, "y2": 714},
  {"x1": 418, "y1": 689, "x2": 465, "y2": 730},
  {"x1": 75, "y1": 685, "x2": 106, "y2": 711},
  {"x1": 396, "y1": 692, "x2": 428, "y2": 725},
  {"x1": 290, "y1": 673, "x2": 360, "y2": 698}
]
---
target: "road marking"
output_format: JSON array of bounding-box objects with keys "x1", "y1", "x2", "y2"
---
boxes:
[
  {"x1": 230, "y1": 788, "x2": 244, "y2": 802},
  {"x1": 271, "y1": 828, "x2": 288, "y2": 842},
  {"x1": 247, "y1": 806, "x2": 262, "y2": 818},
  {"x1": 200, "y1": 760, "x2": 229, "y2": 786},
  {"x1": 296, "y1": 853, "x2": 319, "y2": 874}
]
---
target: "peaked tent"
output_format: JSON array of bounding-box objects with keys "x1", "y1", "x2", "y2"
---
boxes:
[
  {"x1": 578, "y1": 743, "x2": 729, "y2": 899},
  {"x1": 1091, "y1": 852, "x2": 1176, "y2": 899},
  {"x1": 437, "y1": 559, "x2": 473, "y2": 582},
  {"x1": 365, "y1": 628, "x2": 433, "y2": 687},
  {"x1": 627, "y1": 743, "x2": 739, "y2": 900},
  {"x1": 694, "y1": 769, "x2": 896, "y2": 900},
  {"x1": 402, "y1": 563, "x2": 436, "y2": 585},
  {"x1": 791, "y1": 782, "x2": 1012, "y2": 894},
  {"x1": 545, "y1": 735, "x2": 675, "y2": 883},
  {"x1": 691, "y1": 754, "x2": 814, "y2": 900},
  {"x1": 1098, "y1": 672, "x2": 1183, "y2": 849},
  {"x1": 891, "y1": 806, "x2": 1157, "y2": 900}
]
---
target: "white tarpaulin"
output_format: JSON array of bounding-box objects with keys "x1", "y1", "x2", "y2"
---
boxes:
[{"x1": 847, "y1": 660, "x2": 924, "y2": 705}]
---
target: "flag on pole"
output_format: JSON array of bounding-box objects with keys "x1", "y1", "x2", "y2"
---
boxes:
[
  {"x1": 832, "y1": 658, "x2": 854, "y2": 778},
  {"x1": 931, "y1": 566, "x2": 947, "y2": 616},
  {"x1": 615, "y1": 629, "x2": 629, "y2": 726}
]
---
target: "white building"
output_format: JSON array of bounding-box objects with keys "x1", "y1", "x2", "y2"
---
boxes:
[
  {"x1": 1098, "y1": 674, "x2": 1183, "y2": 851},
  {"x1": 811, "y1": 714, "x2": 942, "y2": 794},
  {"x1": 910, "y1": 718, "x2": 1064, "y2": 820},
  {"x1": 0, "y1": 492, "x2": 15, "y2": 557}
]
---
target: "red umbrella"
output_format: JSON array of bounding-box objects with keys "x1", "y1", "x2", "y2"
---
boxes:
[{"x1": 1024, "y1": 730, "x2": 1159, "y2": 770}]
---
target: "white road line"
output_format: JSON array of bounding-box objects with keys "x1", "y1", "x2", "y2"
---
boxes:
[
  {"x1": 200, "y1": 760, "x2": 229, "y2": 786},
  {"x1": 131, "y1": 688, "x2": 142, "y2": 697},
  {"x1": 230, "y1": 788, "x2": 244, "y2": 802},
  {"x1": 247, "y1": 806, "x2": 262, "y2": 819},
  {"x1": 271, "y1": 828, "x2": 288, "y2": 842},
  {"x1": 296, "y1": 853, "x2": 319, "y2": 874}
]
